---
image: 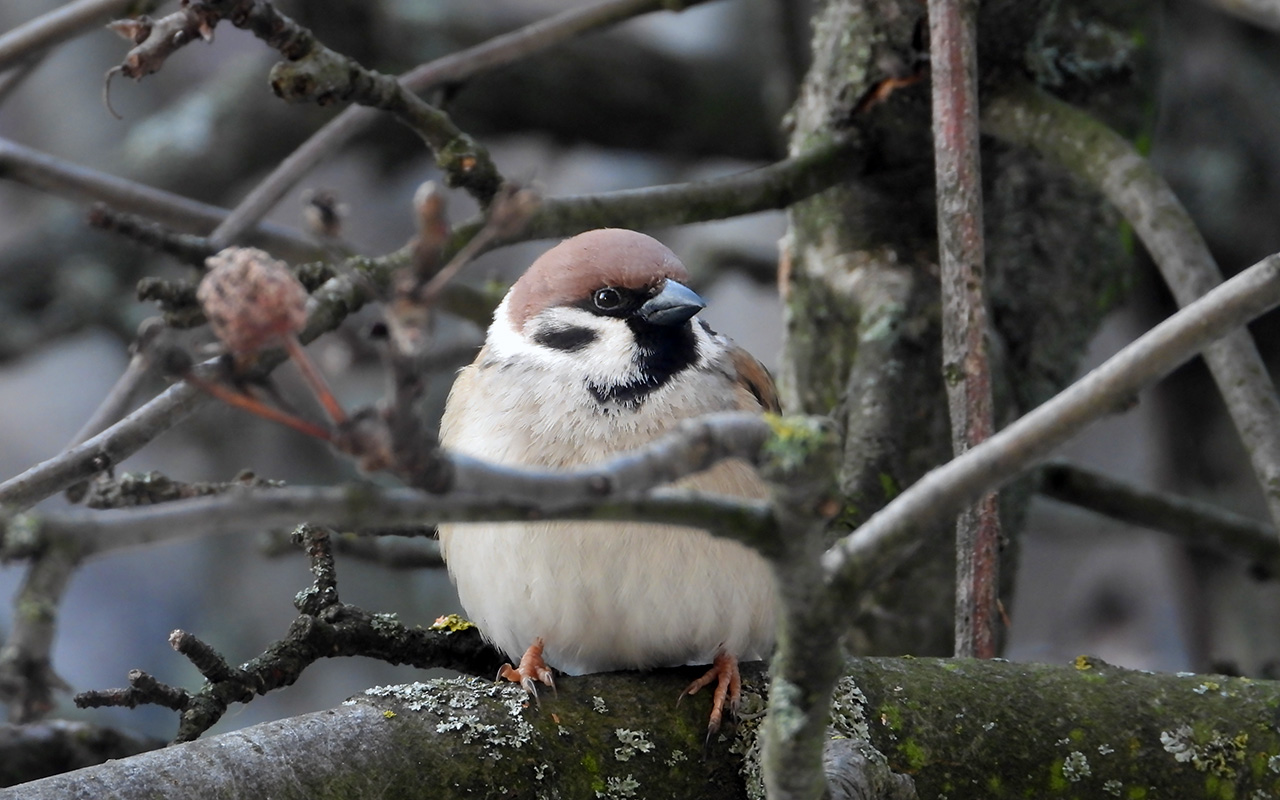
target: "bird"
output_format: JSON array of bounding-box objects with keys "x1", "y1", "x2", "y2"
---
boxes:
[{"x1": 436, "y1": 228, "x2": 779, "y2": 732}]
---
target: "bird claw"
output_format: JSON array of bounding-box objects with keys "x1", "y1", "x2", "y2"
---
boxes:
[
  {"x1": 497, "y1": 637, "x2": 556, "y2": 706},
  {"x1": 680, "y1": 650, "x2": 741, "y2": 737}
]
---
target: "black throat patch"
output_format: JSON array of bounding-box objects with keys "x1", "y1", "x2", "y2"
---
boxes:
[{"x1": 587, "y1": 320, "x2": 699, "y2": 411}]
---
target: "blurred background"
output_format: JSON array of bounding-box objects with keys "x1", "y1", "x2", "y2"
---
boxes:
[{"x1": 0, "y1": 0, "x2": 1277, "y2": 741}]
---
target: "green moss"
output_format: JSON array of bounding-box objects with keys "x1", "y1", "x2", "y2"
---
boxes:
[
  {"x1": 581, "y1": 751, "x2": 604, "y2": 794},
  {"x1": 1047, "y1": 758, "x2": 1068, "y2": 792},
  {"x1": 879, "y1": 703, "x2": 903, "y2": 732},
  {"x1": 877, "y1": 472, "x2": 899, "y2": 501},
  {"x1": 900, "y1": 738, "x2": 927, "y2": 771}
]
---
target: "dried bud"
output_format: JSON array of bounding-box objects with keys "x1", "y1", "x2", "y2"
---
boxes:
[
  {"x1": 302, "y1": 188, "x2": 346, "y2": 239},
  {"x1": 198, "y1": 247, "x2": 308, "y2": 355},
  {"x1": 487, "y1": 183, "x2": 540, "y2": 240},
  {"x1": 107, "y1": 17, "x2": 152, "y2": 45}
]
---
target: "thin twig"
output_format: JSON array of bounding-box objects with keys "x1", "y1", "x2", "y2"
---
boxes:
[
  {"x1": 86, "y1": 204, "x2": 216, "y2": 265},
  {"x1": 824, "y1": 252, "x2": 1280, "y2": 598},
  {"x1": 0, "y1": 52, "x2": 46, "y2": 106},
  {"x1": 1195, "y1": 0, "x2": 1280, "y2": 32},
  {"x1": 928, "y1": 0, "x2": 1000, "y2": 659},
  {"x1": 0, "y1": 546, "x2": 78, "y2": 722},
  {"x1": 0, "y1": 251, "x2": 396, "y2": 513},
  {"x1": 65, "y1": 351, "x2": 152, "y2": 449},
  {"x1": 3, "y1": 424, "x2": 778, "y2": 560},
  {"x1": 448, "y1": 134, "x2": 863, "y2": 249},
  {"x1": 0, "y1": 0, "x2": 155, "y2": 71},
  {"x1": 208, "y1": 0, "x2": 714, "y2": 246},
  {"x1": 0, "y1": 137, "x2": 325, "y2": 262},
  {"x1": 983, "y1": 80, "x2": 1280, "y2": 538},
  {"x1": 0, "y1": 134, "x2": 852, "y2": 512},
  {"x1": 1038, "y1": 461, "x2": 1280, "y2": 576}
]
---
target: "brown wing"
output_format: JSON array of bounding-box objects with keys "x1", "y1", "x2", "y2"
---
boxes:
[{"x1": 730, "y1": 346, "x2": 780, "y2": 413}]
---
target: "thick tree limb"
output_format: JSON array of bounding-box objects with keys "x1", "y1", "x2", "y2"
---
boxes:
[{"x1": 11, "y1": 658, "x2": 1280, "y2": 799}]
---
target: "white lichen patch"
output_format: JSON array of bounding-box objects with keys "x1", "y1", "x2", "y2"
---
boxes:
[
  {"x1": 1103, "y1": 779, "x2": 1123, "y2": 796},
  {"x1": 1159, "y1": 724, "x2": 1248, "y2": 778},
  {"x1": 355, "y1": 678, "x2": 537, "y2": 752},
  {"x1": 1268, "y1": 754, "x2": 1280, "y2": 773},
  {"x1": 592, "y1": 696, "x2": 609, "y2": 714},
  {"x1": 665, "y1": 749, "x2": 688, "y2": 767},
  {"x1": 1161, "y1": 725, "x2": 1196, "y2": 763},
  {"x1": 1097, "y1": 743, "x2": 1115, "y2": 755},
  {"x1": 356, "y1": 681, "x2": 444, "y2": 712},
  {"x1": 1062, "y1": 751, "x2": 1091, "y2": 781},
  {"x1": 613, "y1": 729, "x2": 655, "y2": 762},
  {"x1": 596, "y1": 775, "x2": 640, "y2": 799},
  {"x1": 828, "y1": 677, "x2": 871, "y2": 743}
]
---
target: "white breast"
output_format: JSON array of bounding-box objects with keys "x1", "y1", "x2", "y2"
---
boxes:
[{"x1": 435, "y1": 316, "x2": 777, "y2": 673}]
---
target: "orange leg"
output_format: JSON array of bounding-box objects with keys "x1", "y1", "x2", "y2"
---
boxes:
[
  {"x1": 681, "y1": 650, "x2": 740, "y2": 736},
  {"x1": 497, "y1": 637, "x2": 556, "y2": 704}
]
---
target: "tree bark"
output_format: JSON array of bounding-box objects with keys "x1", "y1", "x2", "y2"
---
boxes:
[
  {"x1": 8, "y1": 658, "x2": 1278, "y2": 799},
  {"x1": 780, "y1": 0, "x2": 1144, "y2": 655}
]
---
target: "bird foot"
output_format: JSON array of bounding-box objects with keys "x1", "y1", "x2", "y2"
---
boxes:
[
  {"x1": 680, "y1": 650, "x2": 740, "y2": 736},
  {"x1": 497, "y1": 637, "x2": 556, "y2": 705}
]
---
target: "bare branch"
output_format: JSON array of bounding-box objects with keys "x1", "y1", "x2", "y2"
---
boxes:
[
  {"x1": 1194, "y1": 0, "x2": 1280, "y2": 32},
  {"x1": 0, "y1": 137, "x2": 325, "y2": 262},
  {"x1": 824, "y1": 252, "x2": 1280, "y2": 598},
  {"x1": 447, "y1": 134, "x2": 862, "y2": 249},
  {"x1": 3, "y1": 415, "x2": 778, "y2": 560},
  {"x1": 0, "y1": 251, "x2": 395, "y2": 512},
  {"x1": 1038, "y1": 461, "x2": 1280, "y2": 576},
  {"x1": 0, "y1": 0, "x2": 157, "y2": 71},
  {"x1": 983, "y1": 80, "x2": 1280, "y2": 537},
  {"x1": 928, "y1": 0, "x2": 1000, "y2": 659},
  {"x1": 208, "y1": 0, "x2": 715, "y2": 246}
]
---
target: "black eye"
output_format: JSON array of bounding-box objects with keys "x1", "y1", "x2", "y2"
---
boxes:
[{"x1": 593, "y1": 287, "x2": 623, "y2": 310}]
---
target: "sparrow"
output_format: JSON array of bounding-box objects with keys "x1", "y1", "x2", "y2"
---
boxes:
[{"x1": 436, "y1": 228, "x2": 779, "y2": 732}]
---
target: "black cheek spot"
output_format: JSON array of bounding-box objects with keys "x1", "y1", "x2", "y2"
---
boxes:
[{"x1": 532, "y1": 324, "x2": 599, "y2": 353}]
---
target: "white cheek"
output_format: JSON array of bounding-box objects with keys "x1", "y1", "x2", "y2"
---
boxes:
[{"x1": 487, "y1": 300, "x2": 640, "y2": 386}]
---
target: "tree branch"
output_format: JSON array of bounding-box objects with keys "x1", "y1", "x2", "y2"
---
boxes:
[
  {"x1": 440, "y1": 134, "x2": 863, "y2": 254},
  {"x1": 0, "y1": 0, "x2": 157, "y2": 71},
  {"x1": 15, "y1": 657, "x2": 1280, "y2": 798},
  {"x1": 1194, "y1": 0, "x2": 1280, "y2": 32},
  {"x1": 824, "y1": 251, "x2": 1280, "y2": 598},
  {"x1": 982, "y1": 80, "x2": 1280, "y2": 537},
  {"x1": 1038, "y1": 461, "x2": 1280, "y2": 576},
  {"x1": 928, "y1": 0, "x2": 1000, "y2": 659},
  {"x1": 0, "y1": 137, "x2": 325, "y2": 262},
  {"x1": 209, "y1": 0, "x2": 712, "y2": 246},
  {"x1": 2, "y1": 415, "x2": 779, "y2": 560}
]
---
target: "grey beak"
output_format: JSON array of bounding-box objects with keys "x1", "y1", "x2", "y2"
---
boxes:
[{"x1": 637, "y1": 279, "x2": 706, "y2": 326}]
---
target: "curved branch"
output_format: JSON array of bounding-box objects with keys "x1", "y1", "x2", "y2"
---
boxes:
[
  {"x1": 0, "y1": 137, "x2": 324, "y2": 262},
  {"x1": 4, "y1": 415, "x2": 778, "y2": 559},
  {"x1": 823, "y1": 252, "x2": 1280, "y2": 597},
  {"x1": 210, "y1": 0, "x2": 710, "y2": 246},
  {"x1": 0, "y1": 0, "x2": 154, "y2": 71},
  {"x1": 983, "y1": 80, "x2": 1280, "y2": 535},
  {"x1": 444, "y1": 134, "x2": 863, "y2": 250},
  {"x1": 1038, "y1": 461, "x2": 1280, "y2": 575}
]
